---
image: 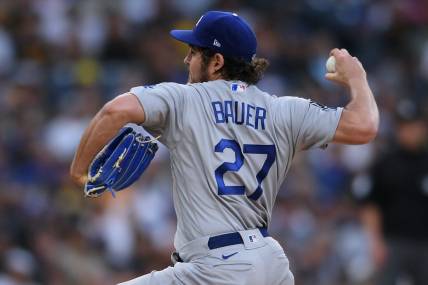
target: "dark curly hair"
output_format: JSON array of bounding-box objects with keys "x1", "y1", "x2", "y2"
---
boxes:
[{"x1": 192, "y1": 46, "x2": 269, "y2": 85}]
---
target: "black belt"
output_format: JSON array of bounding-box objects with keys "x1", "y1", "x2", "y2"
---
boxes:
[
  {"x1": 208, "y1": 227, "x2": 269, "y2": 250},
  {"x1": 172, "y1": 228, "x2": 269, "y2": 263}
]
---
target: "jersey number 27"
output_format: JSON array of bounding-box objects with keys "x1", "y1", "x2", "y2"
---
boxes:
[{"x1": 214, "y1": 139, "x2": 276, "y2": 201}]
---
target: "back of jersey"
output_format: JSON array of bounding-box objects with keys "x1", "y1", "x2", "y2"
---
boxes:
[{"x1": 131, "y1": 79, "x2": 342, "y2": 249}]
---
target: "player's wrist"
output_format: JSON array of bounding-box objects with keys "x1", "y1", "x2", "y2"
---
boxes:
[
  {"x1": 70, "y1": 173, "x2": 88, "y2": 187},
  {"x1": 79, "y1": 175, "x2": 88, "y2": 186},
  {"x1": 347, "y1": 75, "x2": 367, "y2": 87}
]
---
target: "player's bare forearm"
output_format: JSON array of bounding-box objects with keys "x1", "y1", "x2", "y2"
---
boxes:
[
  {"x1": 70, "y1": 94, "x2": 145, "y2": 186},
  {"x1": 326, "y1": 48, "x2": 379, "y2": 144},
  {"x1": 70, "y1": 110, "x2": 123, "y2": 186}
]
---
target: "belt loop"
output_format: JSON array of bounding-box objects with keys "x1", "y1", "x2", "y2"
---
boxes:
[
  {"x1": 171, "y1": 251, "x2": 183, "y2": 265},
  {"x1": 259, "y1": 227, "x2": 268, "y2": 237}
]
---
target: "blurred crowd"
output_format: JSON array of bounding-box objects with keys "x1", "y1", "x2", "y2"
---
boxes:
[{"x1": 0, "y1": 0, "x2": 427, "y2": 284}]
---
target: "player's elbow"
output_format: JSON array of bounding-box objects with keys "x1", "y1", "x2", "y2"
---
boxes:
[
  {"x1": 352, "y1": 115, "x2": 379, "y2": 144},
  {"x1": 102, "y1": 94, "x2": 145, "y2": 124},
  {"x1": 357, "y1": 123, "x2": 378, "y2": 144},
  {"x1": 101, "y1": 101, "x2": 128, "y2": 124},
  {"x1": 336, "y1": 109, "x2": 379, "y2": 144},
  {"x1": 336, "y1": 127, "x2": 377, "y2": 145},
  {"x1": 361, "y1": 112, "x2": 379, "y2": 143}
]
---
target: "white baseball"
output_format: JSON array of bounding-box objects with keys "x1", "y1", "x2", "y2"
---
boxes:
[{"x1": 326, "y1": 56, "x2": 336, "y2": 73}]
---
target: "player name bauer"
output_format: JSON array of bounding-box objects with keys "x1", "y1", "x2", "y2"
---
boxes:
[{"x1": 211, "y1": 99, "x2": 267, "y2": 130}]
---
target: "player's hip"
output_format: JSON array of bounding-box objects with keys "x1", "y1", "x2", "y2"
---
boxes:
[
  {"x1": 180, "y1": 244, "x2": 293, "y2": 285},
  {"x1": 172, "y1": 228, "x2": 294, "y2": 284},
  {"x1": 118, "y1": 228, "x2": 294, "y2": 285}
]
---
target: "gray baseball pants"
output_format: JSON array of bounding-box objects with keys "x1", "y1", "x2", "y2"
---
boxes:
[{"x1": 118, "y1": 229, "x2": 294, "y2": 285}]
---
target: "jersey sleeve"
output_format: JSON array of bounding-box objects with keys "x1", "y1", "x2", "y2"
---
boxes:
[
  {"x1": 274, "y1": 96, "x2": 343, "y2": 151},
  {"x1": 129, "y1": 82, "x2": 187, "y2": 149}
]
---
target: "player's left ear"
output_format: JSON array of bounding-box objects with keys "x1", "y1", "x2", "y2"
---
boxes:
[{"x1": 212, "y1": 53, "x2": 224, "y2": 73}]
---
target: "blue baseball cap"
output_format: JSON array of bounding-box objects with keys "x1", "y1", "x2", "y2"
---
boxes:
[{"x1": 170, "y1": 11, "x2": 257, "y2": 62}]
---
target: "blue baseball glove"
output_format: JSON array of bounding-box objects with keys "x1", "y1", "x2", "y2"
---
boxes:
[{"x1": 84, "y1": 127, "x2": 159, "y2": 198}]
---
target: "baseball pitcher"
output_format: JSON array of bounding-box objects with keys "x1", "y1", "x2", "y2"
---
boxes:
[{"x1": 70, "y1": 11, "x2": 379, "y2": 285}]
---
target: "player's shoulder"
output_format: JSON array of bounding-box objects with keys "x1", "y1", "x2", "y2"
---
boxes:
[
  {"x1": 269, "y1": 95, "x2": 310, "y2": 110},
  {"x1": 187, "y1": 79, "x2": 258, "y2": 91},
  {"x1": 189, "y1": 80, "x2": 277, "y2": 99},
  {"x1": 130, "y1": 82, "x2": 193, "y2": 96},
  {"x1": 186, "y1": 79, "x2": 228, "y2": 92},
  {"x1": 273, "y1": 95, "x2": 308, "y2": 103}
]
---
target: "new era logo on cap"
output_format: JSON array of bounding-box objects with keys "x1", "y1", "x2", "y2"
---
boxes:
[{"x1": 213, "y1": 39, "x2": 221, "y2": 47}]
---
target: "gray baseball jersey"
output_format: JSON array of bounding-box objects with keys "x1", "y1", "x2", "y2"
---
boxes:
[{"x1": 130, "y1": 80, "x2": 342, "y2": 250}]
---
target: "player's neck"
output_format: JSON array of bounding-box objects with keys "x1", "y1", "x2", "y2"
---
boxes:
[{"x1": 208, "y1": 72, "x2": 224, "y2": 81}]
